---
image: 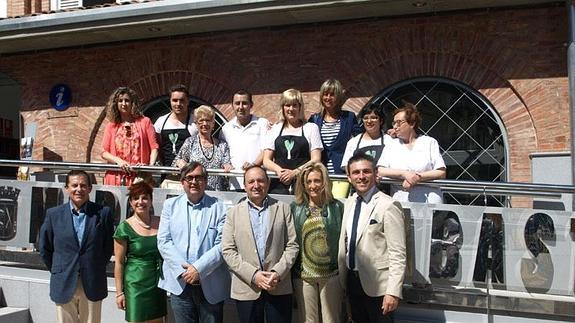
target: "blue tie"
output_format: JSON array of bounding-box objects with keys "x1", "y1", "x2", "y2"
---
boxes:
[{"x1": 348, "y1": 195, "x2": 362, "y2": 270}]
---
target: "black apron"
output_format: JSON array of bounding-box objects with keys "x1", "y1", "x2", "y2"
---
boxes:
[
  {"x1": 270, "y1": 125, "x2": 310, "y2": 194},
  {"x1": 159, "y1": 112, "x2": 191, "y2": 167},
  {"x1": 355, "y1": 132, "x2": 384, "y2": 162},
  {"x1": 354, "y1": 132, "x2": 389, "y2": 194}
]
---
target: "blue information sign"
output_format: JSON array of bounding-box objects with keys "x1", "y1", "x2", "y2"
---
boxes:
[{"x1": 49, "y1": 84, "x2": 71, "y2": 111}]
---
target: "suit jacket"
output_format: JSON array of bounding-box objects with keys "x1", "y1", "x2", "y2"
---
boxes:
[
  {"x1": 338, "y1": 190, "x2": 406, "y2": 298},
  {"x1": 157, "y1": 193, "x2": 230, "y2": 304},
  {"x1": 222, "y1": 197, "x2": 299, "y2": 301},
  {"x1": 39, "y1": 201, "x2": 114, "y2": 304}
]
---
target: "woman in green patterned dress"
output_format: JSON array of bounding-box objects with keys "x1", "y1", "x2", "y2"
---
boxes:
[
  {"x1": 291, "y1": 162, "x2": 344, "y2": 323},
  {"x1": 114, "y1": 181, "x2": 166, "y2": 322}
]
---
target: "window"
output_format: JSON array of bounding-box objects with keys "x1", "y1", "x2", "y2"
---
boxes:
[
  {"x1": 51, "y1": 0, "x2": 115, "y2": 10},
  {"x1": 0, "y1": 0, "x2": 6, "y2": 18},
  {"x1": 369, "y1": 77, "x2": 508, "y2": 206}
]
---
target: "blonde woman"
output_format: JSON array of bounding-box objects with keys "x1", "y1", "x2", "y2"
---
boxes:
[
  {"x1": 290, "y1": 162, "x2": 344, "y2": 323},
  {"x1": 173, "y1": 105, "x2": 232, "y2": 190},
  {"x1": 263, "y1": 89, "x2": 323, "y2": 194}
]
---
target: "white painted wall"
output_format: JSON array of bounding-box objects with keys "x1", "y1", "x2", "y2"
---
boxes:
[{"x1": 0, "y1": 0, "x2": 7, "y2": 18}]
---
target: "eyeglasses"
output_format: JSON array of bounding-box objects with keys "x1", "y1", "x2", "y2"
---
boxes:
[
  {"x1": 392, "y1": 119, "x2": 408, "y2": 127},
  {"x1": 183, "y1": 175, "x2": 206, "y2": 183},
  {"x1": 362, "y1": 116, "x2": 380, "y2": 122}
]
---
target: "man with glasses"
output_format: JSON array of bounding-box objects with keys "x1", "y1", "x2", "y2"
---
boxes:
[
  {"x1": 157, "y1": 162, "x2": 230, "y2": 323},
  {"x1": 222, "y1": 165, "x2": 298, "y2": 323}
]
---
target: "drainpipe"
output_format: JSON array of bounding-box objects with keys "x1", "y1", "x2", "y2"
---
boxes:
[{"x1": 568, "y1": 1, "x2": 575, "y2": 211}]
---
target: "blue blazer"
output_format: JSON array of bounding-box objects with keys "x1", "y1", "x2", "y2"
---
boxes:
[
  {"x1": 39, "y1": 201, "x2": 114, "y2": 304},
  {"x1": 309, "y1": 110, "x2": 363, "y2": 174},
  {"x1": 157, "y1": 193, "x2": 231, "y2": 304}
]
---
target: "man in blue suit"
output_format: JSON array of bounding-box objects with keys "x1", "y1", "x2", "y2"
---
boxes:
[
  {"x1": 158, "y1": 162, "x2": 231, "y2": 323},
  {"x1": 39, "y1": 170, "x2": 114, "y2": 323}
]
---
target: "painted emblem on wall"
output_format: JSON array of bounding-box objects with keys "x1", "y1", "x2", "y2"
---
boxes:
[
  {"x1": 49, "y1": 84, "x2": 71, "y2": 111},
  {"x1": 0, "y1": 186, "x2": 19, "y2": 241}
]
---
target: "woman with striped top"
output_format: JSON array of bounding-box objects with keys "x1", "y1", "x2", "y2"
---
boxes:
[{"x1": 309, "y1": 79, "x2": 362, "y2": 175}]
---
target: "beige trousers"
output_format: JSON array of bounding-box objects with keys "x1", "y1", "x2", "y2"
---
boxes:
[
  {"x1": 55, "y1": 279, "x2": 102, "y2": 323},
  {"x1": 293, "y1": 276, "x2": 343, "y2": 323}
]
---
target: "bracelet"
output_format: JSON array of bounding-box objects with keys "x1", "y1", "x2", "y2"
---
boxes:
[{"x1": 116, "y1": 292, "x2": 124, "y2": 298}]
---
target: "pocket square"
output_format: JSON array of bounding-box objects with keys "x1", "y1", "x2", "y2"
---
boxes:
[{"x1": 369, "y1": 219, "x2": 378, "y2": 225}]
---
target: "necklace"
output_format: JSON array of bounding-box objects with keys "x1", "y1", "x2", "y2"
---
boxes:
[
  {"x1": 198, "y1": 136, "x2": 215, "y2": 161},
  {"x1": 135, "y1": 215, "x2": 151, "y2": 229}
]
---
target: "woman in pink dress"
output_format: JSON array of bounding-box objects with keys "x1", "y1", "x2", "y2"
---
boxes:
[{"x1": 101, "y1": 87, "x2": 159, "y2": 186}]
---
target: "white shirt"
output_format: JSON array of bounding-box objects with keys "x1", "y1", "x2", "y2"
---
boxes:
[
  {"x1": 345, "y1": 186, "x2": 378, "y2": 269},
  {"x1": 340, "y1": 132, "x2": 393, "y2": 171},
  {"x1": 377, "y1": 135, "x2": 446, "y2": 203},
  {"x1": 220, "y1": 116, "x2": 269, "y2": 190},
  {"x1": 263, "y1": 122, "x2": 323, "y2": 152},
  {"x1": 153, "y1": 113, "x2": 197, "y2": 136}
]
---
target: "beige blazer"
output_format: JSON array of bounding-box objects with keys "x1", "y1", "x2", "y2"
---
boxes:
[
  {"x1": 222, "y1": 197, "x2": 299, "y2": 301},
  {"x1": 338, "y1": 190, "x2": 406, "y2": 298}
]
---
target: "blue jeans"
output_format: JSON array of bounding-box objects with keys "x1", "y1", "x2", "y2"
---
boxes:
[
  {"x1": 170, "y1": 285, "x2": 223, "y2": 323},
  {"x1": 235, "y1": 291, "x2": 292, "y2": 323}
]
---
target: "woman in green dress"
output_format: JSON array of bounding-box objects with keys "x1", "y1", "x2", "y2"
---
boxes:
[
  {"x1": 114, "y1": 181, "x2": 166, "y2": 322},
  {"x1": 291, "y1": 162, "x2": 344, "y2": 323}
]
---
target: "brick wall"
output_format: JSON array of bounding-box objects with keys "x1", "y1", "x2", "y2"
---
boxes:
[
  {"x1": 7, "y1": 0, "x2": 51, "y2": 17},
  {"x1": 0, "y1": 5, "x2": 569, "y2": 206}
]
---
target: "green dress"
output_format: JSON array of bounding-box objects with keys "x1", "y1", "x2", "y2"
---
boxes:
[{"x1": 113, "y1": 221, "x2": 167, "y2": 322}]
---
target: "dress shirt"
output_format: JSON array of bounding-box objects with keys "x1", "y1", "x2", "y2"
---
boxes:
[
  {"x1": 69, "y1": 201, "x2": 87, "y2": 244},
  {"x1": 186, "y1": 196, "x2": 206, "y2": 264},
  {"x1": 345, "y1": 185, "x2": 378, "y2": 269},
  {"x1": 247, "y1": 198, "x2": 270, "y2": 269},
  {"x1": 220, "y1": 116, "x2": 269, "y2": 190}
]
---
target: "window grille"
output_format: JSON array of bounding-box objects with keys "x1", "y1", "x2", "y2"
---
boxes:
[{"x1": 368, "y1": 77, "x2": 508, "y2": 206}]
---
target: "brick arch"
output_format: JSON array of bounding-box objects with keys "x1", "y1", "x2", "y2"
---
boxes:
[
  {"x1": 86, "y1": 71, "x2": 238, "y2": 163},
  {"x1": 342, "y1": 27, "x2": 540, "y2": 187}
]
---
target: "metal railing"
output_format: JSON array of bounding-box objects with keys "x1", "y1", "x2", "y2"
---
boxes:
[{"x1": 1, "y1": 159, "x2": 574, "y2": 198}]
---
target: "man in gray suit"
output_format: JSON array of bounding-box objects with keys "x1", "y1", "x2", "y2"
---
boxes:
[
  {"x1": 339, "y1": 151, "x2": 407, "y2": 323},
  {"x1": 222, "y1": 165, "x2": 298, "y2": 323}
]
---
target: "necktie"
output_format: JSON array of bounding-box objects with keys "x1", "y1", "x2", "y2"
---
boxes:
[{"x1": 348, "y1": 195, "x2": 362, "y2": 270}]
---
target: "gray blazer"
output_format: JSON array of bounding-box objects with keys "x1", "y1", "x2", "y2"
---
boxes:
[{"x1": 222, "y1": 197, "x2": 299, "y2": 301}]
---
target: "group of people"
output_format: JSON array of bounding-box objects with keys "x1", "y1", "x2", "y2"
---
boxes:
[
  {"x1": 100, "y1": 80, "x2": 446, "y2": 203},
  {"x1": 39, "y1": 152, "x2": 406, "y2": 323},
  {"x1": 37, "y1": 80, "x2": 447, "y2": 323}
]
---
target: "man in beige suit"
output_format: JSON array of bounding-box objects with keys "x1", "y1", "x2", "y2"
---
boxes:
[
  {"x1": 338, "y1": 151, "x2": 406, "y2": 323},
  {"x1": 222, "y1": 165, "x2": 299, "y2": 323}
]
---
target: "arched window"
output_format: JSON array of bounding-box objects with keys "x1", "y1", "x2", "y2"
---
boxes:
[
  {"x1": 369, "y1": 77, "x2": 508, "y2": 206},
  {"x1": 141, "y1": 95, "x2": 227, "y2": 137}
]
